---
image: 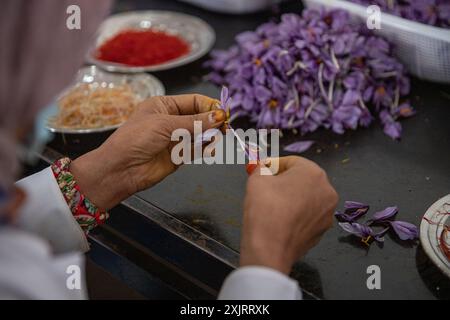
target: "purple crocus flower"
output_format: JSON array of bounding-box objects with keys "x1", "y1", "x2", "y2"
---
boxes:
[
  {"x1": 196, "y1": 87, "x2": 231, "y2": 146},
  {"x1": 205, "y1": 8, "x2": 412, "y2": 142}
]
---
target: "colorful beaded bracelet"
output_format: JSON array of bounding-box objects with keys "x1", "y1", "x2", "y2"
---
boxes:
[{"x1": 51, "y1": 158, "x2": 109, "y2": 233}]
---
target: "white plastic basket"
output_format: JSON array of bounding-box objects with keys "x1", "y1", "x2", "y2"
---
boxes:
[
  {"x1": 303, "y1": 0, "x2": 450, "y2": 84},
  {"x1": 180, "y1": 0, "x2": 284, "y2": 14}
]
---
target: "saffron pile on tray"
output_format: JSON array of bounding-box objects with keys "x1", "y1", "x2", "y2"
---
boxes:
[
  {"x1": 205, "y1": 8, "x2": 415, "y2": 153},
  {"x1": 96, "y1": 29, "x2": 190, "y2": 67}
]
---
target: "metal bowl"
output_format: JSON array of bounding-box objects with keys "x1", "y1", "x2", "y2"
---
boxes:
[
  {"x1": 46, "y1": 65, "x2": 165, "y2": 134},
  {"x1": 86, "y1": 11, "x2": 216, "y2": 73}
]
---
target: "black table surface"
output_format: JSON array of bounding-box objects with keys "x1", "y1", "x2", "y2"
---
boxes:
[{"x1": 56, "y1": 0, "x2": 450, "y2": 299}]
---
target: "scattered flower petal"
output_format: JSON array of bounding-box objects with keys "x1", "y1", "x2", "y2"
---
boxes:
[
  {"x1": 335, "y1": 201, "x2": 370, "y2": 222},
  {"x1": 345, "y1": 201, "x2": 369, "y2": 213},
  {"x1": 338, "y1": 222, "x2": 383, "y2": 245},
  {"x1": 336, "y1": 201, "x2": 419, "y2": 245},
  {"x1": 371, "y1": 206, "x2": 398, "y2": 222},
  {"x1": 283, "y1": 140, "x2": 315, "y2": 154},
  {"x1": 389, "y1": 220, "x2": 419, "y2": 241},
  {"x1": 339, "y1": 222, "x2": 372, "y2": 238}
]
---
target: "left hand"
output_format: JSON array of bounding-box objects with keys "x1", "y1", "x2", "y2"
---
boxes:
[{"x1": 70, "y1": 94, "x2": 226, "y2": 209}]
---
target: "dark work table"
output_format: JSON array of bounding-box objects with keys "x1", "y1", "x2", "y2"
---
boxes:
[{"x1": 42, "y1": 0, "x2": 450, "y2": 299}]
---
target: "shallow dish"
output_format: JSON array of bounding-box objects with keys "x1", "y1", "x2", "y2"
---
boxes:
[
  {"x1": 420, "y1": 194, "x2": 450, "y2": 278},
  {"x1": 86, "y1": 10, "x2": 216, "y2": 73},
  {"x1": 46, "y1": 66, "x2": 165, "y2": 134}
]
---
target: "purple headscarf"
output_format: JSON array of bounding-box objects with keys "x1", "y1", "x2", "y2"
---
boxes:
[{"x1": 0, "y1": 0, "x2": 113, "y2": 191}]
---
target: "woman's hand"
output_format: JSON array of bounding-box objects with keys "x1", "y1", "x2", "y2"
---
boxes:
[
  {"x1": 240, "y1": 156, "x2": 338, "y2": 274},
  {"x1": 70, "y1": 94, "x2": 226, "y2": 210}
]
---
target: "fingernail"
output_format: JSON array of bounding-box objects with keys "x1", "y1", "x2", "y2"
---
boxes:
[
  {"x1": 212, "y1": 99, "x2": 221, "y2": 109},
  {"x1": 209, "y1": 110, "x2": 226, "y2": 124}
]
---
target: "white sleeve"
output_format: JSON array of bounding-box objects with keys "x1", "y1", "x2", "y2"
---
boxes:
[
  {"x1": 15, "y1": 167, "x2": 89, "y2": 254},
  {"x1": 218, "y1": 266, "x2": 303, "y2": 300},
  {"x1": 0, "y1": 228, "x2": 87, "y2": 300}
]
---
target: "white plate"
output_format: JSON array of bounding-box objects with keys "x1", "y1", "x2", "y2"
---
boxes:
[
  {"x1": 46, "y1": 66, "x2": 165, "y2": 134},
  {"x1": 86, "y1": 10, "x2": 216, "y2": 73},
  {"x1": 420, "y1": 194, "x2": 450, "y2": 278}
]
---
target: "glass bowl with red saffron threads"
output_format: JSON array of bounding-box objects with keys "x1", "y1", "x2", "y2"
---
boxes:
[{"x1": 96, "y1": 29, "x2": 191, "y2": 67}]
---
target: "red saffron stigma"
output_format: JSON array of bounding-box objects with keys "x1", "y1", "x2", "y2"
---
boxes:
[
  {"x1": 440, "y1": 227, "x2": 450, "y2": 261},
  {"x1": 96, "y1": 29, "x2": 190, "y2": 67},
  {"x1": 424, "y1": 204, "x2": 450, "y2": 261}
]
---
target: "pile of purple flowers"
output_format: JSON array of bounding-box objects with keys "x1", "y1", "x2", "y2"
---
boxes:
[
  {"x1": 336, "y1": 201, "x2": 419, "y2": 246},
  {"x1": 349, "y1": 0, "x2": 450, "y2": 28},
  {"x1": 205, "y1": 8, "x2": 414, "y2": 146}
]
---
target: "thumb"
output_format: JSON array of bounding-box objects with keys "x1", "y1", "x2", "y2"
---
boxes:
[{"x1": 163, "y1": 109, "x2": 226, "y2": 135}]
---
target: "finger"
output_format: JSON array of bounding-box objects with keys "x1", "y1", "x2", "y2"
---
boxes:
[
  {"x1": 164, "y1": 109, "x2": 226, "y2": 136},
  {"x1": 159, "y1": 94, "x2": 221, "y2": 116},
  {"x1": 273, "y1": 156, "x2": 322, "y2": 178},
  {"x1": 276, "y1": 156, "x2": 304, "y2": 173}
]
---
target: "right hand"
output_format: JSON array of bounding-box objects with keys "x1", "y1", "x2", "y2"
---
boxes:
[{"x1": 240, "y1": 156, "x2": 338, "y2": 274}]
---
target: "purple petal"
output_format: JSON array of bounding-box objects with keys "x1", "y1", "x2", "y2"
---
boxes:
[
  {"x1": 335, "y1": 201, "x2": 369, "y2": 222},
  {"x1": 283, "y1": 140, "x2": 315, "y2": 154},
  {"x1": 334, "y1": 210, "x2": 355, "y2": 222},
  {"x1": 389, "y1": 221, "x2": 419, "y2": 241},
  {"x1": 371, "y1": 206, "x2": 398, "y2": 222},
  {"x1": 396, "y1": 102, "x2": 416, "y2": 118},
  {"x1": 372, "y1": 226, "x2": 390, "y2": 243},
  {"x1": 344, "y1": 201, "x2": 369, "y2": 212},
  {"x1": 383, "y1": 121, "x2": 402, "y2": 140},
  {"x1": 342, "y1": 90, "x2": 360, "y2": 105},
  {"x1": 338, "y1": 222, "x2": 372, "y2": 238},
  {"x1": 220, "y1": 86, "x2": 229, "y2": 110},
  {"x1": 335, "y1": 211, "x2": 365, "y2": 223}
]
